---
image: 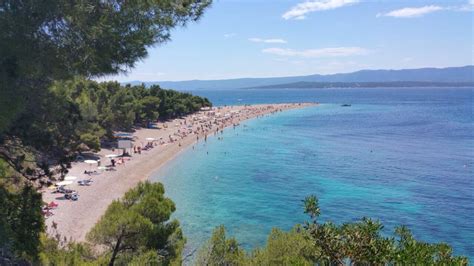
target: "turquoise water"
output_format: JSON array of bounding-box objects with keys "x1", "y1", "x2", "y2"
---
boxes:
[{"x1": 151, "y1": 88, "x2": 473, "y2": 259}]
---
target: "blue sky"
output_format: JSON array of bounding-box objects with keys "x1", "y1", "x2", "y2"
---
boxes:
[{"x1": 107, "y1": 0, "x2": 473, "y2": 82}]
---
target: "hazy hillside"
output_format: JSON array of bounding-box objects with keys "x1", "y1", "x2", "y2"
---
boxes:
[
  {"x1": 246, "y1": 81, "x2": 474, "y2": 89},
  {"x1": 125, "y1": 65, "x2": 474, "y2": 90}
]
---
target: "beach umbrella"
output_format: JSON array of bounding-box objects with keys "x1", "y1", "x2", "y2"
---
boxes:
[
  {"x1": 105, "y1": 154, "x2": 118, "y2": 158},
  {"x1": 56, "y1": 180, "x2": 73, "y2": 186},
  {"x1": 84, "y1": 159, "x2": 98, "y2": 171},
  {"x1": 64, "y1": 176, "x2": 77, "y2": 181},
  {"x1": 145, "y1": 137, "x2": 155, "y2": 141}
]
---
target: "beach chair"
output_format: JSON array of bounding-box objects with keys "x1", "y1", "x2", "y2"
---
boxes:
[
  {"x1": 56, "y1": 186, "x2": 68, "y2": 194},
  {"x1": 70, "y1": 193, "x2": 79, "y2": 201},
  {"x1": 65, "y1": 191, "x2": 79, "y2": 201},
  {"x1": 52, "y1": 186, "x2": 60, "y2": 193},
  {"x1": 78, "y1": 179, "x2": 92, "y2": 186}
]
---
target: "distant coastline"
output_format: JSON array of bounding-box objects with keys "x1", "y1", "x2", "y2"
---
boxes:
[
  {"x1": 122, "y1": 65, "x2": 474, "y2": 90},
  {"x1": 242, "y1": 81, "x2": 474, "y2": 89}
]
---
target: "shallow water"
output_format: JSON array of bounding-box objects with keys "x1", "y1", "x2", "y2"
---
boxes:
[{"x1": 151, "y1": 88, "x2": 474, "y2": 259}]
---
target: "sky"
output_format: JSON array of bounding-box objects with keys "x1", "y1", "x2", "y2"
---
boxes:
[{"x1": 106, "y1": 0, "x2": 474, "y2": 82}]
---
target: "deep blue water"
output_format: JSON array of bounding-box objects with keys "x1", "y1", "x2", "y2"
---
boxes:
[{"x1": 151, "y1": 88, "x2": 474, "y2": 259}]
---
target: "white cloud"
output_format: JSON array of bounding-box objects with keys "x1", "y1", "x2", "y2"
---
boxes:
[
  {"x1": 378, "y1": 1, "x2": 474, "y2": 17},
  {"x1": 377, "y1": 5, "x2": 443, "y2": 18},
  {"x1": 224, "y1": 33, "x2": 236, "y2": 38},
  {"x1": 282, "y1": 0, "x2": 359, "y2": 20},
  {"x1": 262, "y1": 47, "x2": 369, "y2": 58},
  {"x1": 249, "y1": 38, "x2": 287, "y2": 44},
  {"x1": 455, "y1": 0, "x2": 474, "y2": 11}
]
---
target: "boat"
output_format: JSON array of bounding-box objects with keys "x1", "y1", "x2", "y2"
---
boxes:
[{"x1": 341, "y1": 104, "x2": 351, "y2": 107}]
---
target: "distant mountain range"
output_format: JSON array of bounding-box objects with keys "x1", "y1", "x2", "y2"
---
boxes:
[
  {"x1": 125, "y1": 65, "x2": 474, "y2": 90},
  {"x1": 246, "y1": 81, "x2": 474, "y2": 89}
]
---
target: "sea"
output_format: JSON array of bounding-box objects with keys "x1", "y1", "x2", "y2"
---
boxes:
[{"x1": 150, "y1": 87, "x2": 474, "y2": 260}]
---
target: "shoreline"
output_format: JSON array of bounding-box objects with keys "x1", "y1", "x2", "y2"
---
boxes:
[{"x1": 42, "y1": 103, "x2": 315, "y2": 242}]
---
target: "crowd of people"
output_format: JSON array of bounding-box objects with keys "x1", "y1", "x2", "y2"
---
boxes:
[{"x1": 42, "y1": 104, "x2": 307, "y2": 221}]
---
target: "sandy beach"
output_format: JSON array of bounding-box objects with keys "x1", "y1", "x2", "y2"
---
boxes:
[{"x1": 41, "y1": 103, "x2": 314, "y2": 242}]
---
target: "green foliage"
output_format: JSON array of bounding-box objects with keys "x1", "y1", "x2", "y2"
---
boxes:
[
  {"x1": 0, "y1": 1, "x2": 212, "y2": 263},
  {"x1": 153, "y1": 88, "x2": 211, "y2": 119},
  {"x1": 196, "y1": 225, "x2": 246, "y2": 266},
  {"x1": 79, "y1": 133, "x2": 101, "y2": 152},
  {"x1": 200, "y1": 195, "x2": 468, "y2": 266},
  {"x1": 137, "y1": 96, "x2": 162, "y2": 123},
  {"x1": 249, "y1": 227, "x2": 314, "y2": 265},
  {"x1": 0, "y1": 185, "x2": 44, "y2": 261},
  {"x1": 0, "y1": 0, "x2": 211, "y2": 135},
  {"x1": 303, "y1": 195, "x2": 320, "y2": 220},
  {"x1": 302, "y1": 195, "x2": 468, "y2": 265},
  {"x1": 0, "y1": 86, "x2": 24, "y2": 137},
  {"x1": 37, "y1": 182, "x2": 187, "y2": 265},
  {"x1": 0, "y1": 159, "x2": 9, "y2": 180},
  {"x1": 1, "y1": 77, "x2": 211, "y2": 182},
  {"x1": 86, "y1": 181, "x2": 185, "y2": 265},
  {"x1": 128, "y1": 250, "x2": 161, "y2": 266},
  {"x1": 0, "y1": 0, "x2": 213, "y2": 180},
  {"x1": 393, "y1": 226, "x2": 468, "y2": 265},
  {"x1": 38, "y1": 235, "x2": 96, "y2": 266}
]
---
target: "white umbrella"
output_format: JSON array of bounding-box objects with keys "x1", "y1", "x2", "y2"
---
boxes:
[
  {"x1": 145, "y1": 137, "x2": 155, "y2": 141},
  {"x1": 64, "y1": 176, "x2": 77, "y2": 181},
  {"x1": 105, "y1": 154, "x2": 118, "y2": 158},
  {"x1": 84, "y1": 159, "x2": 98, "y2": 171},
  {"x1": 56, "y1": 180, "x2": 73, "y2": 186}
]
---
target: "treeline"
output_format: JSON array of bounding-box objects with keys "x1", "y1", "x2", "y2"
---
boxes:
[
  {"x1": 0, "y1": 78, "x2": 210, "y2": 186},
  {"x1": 36, "y1": 185, "x2": 468, "y2": 265},
  {"x1": 0, "y1": 0, "x2": 212, "y2": 183},
  {"x1": 51, "y1": 78, "x2": 211, "y2": 151}
]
